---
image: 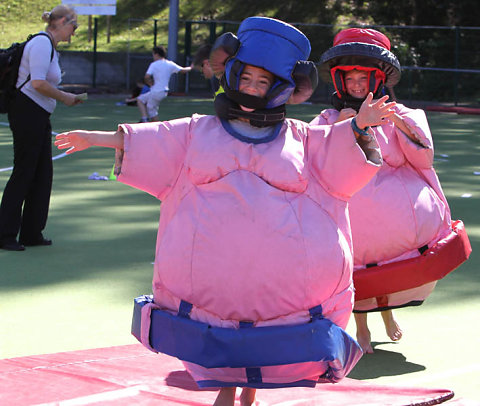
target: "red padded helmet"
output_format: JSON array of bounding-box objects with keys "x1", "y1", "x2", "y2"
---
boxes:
[{"x1": 319, "y1": 28, "x2": 401, "y2": 99}]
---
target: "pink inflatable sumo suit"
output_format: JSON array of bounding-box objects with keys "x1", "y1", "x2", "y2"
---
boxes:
[
  {"x1": 123, "y1": 113, "x2": 380, "y2": 388},
  {"x1": 314, "y1": 28, "x2": 471, "y2": 313},
  {"x1": 311, "y1": 105, "x2": 454, "y2": 310},
  {"x1": 126, "y1": 16, "x2": 394, "y2": 390}
]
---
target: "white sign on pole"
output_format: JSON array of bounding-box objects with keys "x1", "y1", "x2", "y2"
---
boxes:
[{"x1": 62, "y1": 0, "x2": 117, "y2": 16}]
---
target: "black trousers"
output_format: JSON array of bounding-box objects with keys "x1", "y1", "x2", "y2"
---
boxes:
[{"x1": 0, "y1": 92, "x2": 53, "y2": 244}]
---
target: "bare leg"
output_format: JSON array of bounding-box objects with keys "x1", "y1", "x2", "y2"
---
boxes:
[
  {"x1": 381, "y1": 310, "x2": 403, "y2": 341},
  {"x1": 240, "y1": 387, "x2": 256, "y2": 406},
  {"x1": 354, "y1": 312, "x2": 374, "y2": 354},
  {"x1": 137, "y1": 100, "x2": 148, "y2": 121},
  {"x1": 213, "y1": 387, "x2": 236, "y2": 406}
]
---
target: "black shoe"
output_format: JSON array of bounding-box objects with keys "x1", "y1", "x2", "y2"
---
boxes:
[
  {"x1": 0, "y1": 241, "x2": 26, "y2": 251},
  {"x1": 20, "y1": 237, "x2": 52, "y2": 247}
]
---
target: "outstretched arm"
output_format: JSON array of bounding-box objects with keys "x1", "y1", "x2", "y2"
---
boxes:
[
  {"x1": 179, "y1": 63, "x2": 194, "y2": 74},
  {"x1": 54, "y1": 129, "x2": 124, "y2": 155}
]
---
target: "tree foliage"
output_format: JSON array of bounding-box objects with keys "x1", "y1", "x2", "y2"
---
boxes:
[{"x1": 1, "y1": 0, "x2": 478, "y2": 101}]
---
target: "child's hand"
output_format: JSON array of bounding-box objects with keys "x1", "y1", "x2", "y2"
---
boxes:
[
  {"x1": 54, "y1": 131, "x2": 93, "y2": 155},
  {"x1": 336, "y1": 108, "x2": 356, "y2": 123},
  {"x1": 355, "y1": 92, "x2": 396, "y2": 129}
]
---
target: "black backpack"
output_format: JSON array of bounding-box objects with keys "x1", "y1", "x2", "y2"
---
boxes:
[{"x1": 0, "y1": 33, "x2": 54, "y2": 114}]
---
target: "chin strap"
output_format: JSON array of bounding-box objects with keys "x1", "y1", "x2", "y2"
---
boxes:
[
  {"x1": 214, "y1": 93, "x2": 286, "y2": 128},
  {"x1": 331, "y1": 92, "x2": 363, "y2": 112}
]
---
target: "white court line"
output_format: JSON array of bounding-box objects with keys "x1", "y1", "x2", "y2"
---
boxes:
[
  {"x1": 0, "y1": 121, "x2": 66, "y2": 173},
  {"x1": 35, "y1": 385, "x2": 149, "y2": 406},
  {"x1": 2, "y1": 353, "x2": 152, "y2": 377}
]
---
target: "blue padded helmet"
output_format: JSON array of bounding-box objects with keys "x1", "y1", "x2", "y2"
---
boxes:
[
  {"x1": 211, "y1": 17, "x2": 318, "y2": 113},
  {"x1": 226, "y1": 17, "x2": 311, "y2": 108}
]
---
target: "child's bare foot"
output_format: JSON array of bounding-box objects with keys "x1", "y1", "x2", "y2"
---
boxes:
[
  {"x1": 354, "y1": 312, "x2": 374, "y2": 354},
  {"x1": 240, "y1": 387, "x2": 256, "y2": 406},
  {"x1": 213, "y1": 387, "x2": 236, "y2": 406},
  {"x1": 356, "y1": 329, "x2": 374, "y2": 354},
  {"x1": 381, "y1": 310, "x2": 403, "y2": 341}
]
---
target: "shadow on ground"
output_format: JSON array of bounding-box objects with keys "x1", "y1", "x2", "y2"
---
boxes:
[{"x1": 348, "y1": 342, "x2": 426, "y2": 380}]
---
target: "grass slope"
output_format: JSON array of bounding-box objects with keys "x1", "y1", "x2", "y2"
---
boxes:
[{"x1": 0, "y1": 0, "x2": 172, "y2": 51}]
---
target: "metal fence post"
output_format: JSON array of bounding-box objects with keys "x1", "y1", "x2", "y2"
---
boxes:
[
  {"x1": 154, "y1": 19, "x2": 158, "y2": 47},
  {"x1": 93, "y1": 17, "x2": 98, "y2": 88},
  {"x1": 185, "y1": 21, "x2": 192, "y2": 62},
  {"x1": 454, "y1": 26, "x2": 460, "y2": 106},
  {"x1": 209, "y1": 21, "x2": 217, "y2": 43}
]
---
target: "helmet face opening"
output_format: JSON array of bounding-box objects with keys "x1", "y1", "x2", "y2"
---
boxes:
[
  {"x1": 319, "y1": 28, "x2": 401, "y2": 92},
  {"x1": 224, "y1": 59, "x2": 293, "y2": 109},
  {"x1": 331, "y1": 66, "x2": 386, "y2": 100}
]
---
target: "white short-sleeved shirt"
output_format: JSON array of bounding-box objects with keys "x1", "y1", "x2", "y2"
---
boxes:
[
  {"x1": 146, "y1": 58, "x2": 182, "y2": 93},
  {"x1": 17, "y1": 32, "x2": 61, "y2": 113}
]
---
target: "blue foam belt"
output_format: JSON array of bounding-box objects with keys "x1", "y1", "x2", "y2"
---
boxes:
[{"x1": 131, "y1": 295, "x2": 362, "y2": 382}]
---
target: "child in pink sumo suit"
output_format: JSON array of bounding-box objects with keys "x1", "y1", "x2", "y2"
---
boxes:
[
  {"x1": 55, "y1": 18, "x2": 396, "y2": 406},
  {"x1": 310, "y1": 28, "x2": 460, "y2": 354}
]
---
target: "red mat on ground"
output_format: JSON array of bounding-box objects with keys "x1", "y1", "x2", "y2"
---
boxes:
[
  {"x1": 425, "y1": 106, "x2": 480, "y2": 115},
  {"x1": 0, "y1": 344, "x2": 464, "y2": 405}
]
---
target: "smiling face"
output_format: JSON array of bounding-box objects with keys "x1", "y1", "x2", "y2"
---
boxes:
[
  {"x1": 237, "y1": 64, "x2": 274, "y2": 112},
  {"x1": 344, "y1": 69, "x2": 369, "y2": 99},
  {"x1": 239, "y1": 65, "x2": 274, "y2": 97}
]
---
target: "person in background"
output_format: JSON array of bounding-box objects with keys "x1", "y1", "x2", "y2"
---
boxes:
[
  {"x1": 137, "y1": 45, "x2": 193, "y2": 122},
  {"x1": 0, "y1": 4, "x2": 83, "y2": 251},
  {"x1": 193, "y1": 44, "x2": 222, "y2": 97},
  {"x1": 55, "y1": 17, "x2": 396, "y2": 406},
  {"x1": 125, "y1": 78, "x2": 150, "y2": 106},
  {"x1": 311, "y1": 28, "x2": 463, "y2": 353}
]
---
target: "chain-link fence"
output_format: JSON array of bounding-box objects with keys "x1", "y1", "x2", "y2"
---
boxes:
[{"x1": 124, "y1": 19, "x2": 480, "y2": 106}]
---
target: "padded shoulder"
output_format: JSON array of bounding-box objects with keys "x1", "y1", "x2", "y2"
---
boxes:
[
  {"x1": 288, "y1": 61, "x2": 319, "y2": 105},
  {"x1": 210, "y1": 32, "x2": 240, "y2": 78}
]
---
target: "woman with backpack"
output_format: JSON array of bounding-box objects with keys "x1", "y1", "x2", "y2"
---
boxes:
[{"x1": 0, "y1": 4, "x2": 83, "y2": 251}]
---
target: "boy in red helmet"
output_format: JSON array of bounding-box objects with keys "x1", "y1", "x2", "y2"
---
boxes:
[{"x1": 311, "y1": 28, "x2": 470, "y2": 354}]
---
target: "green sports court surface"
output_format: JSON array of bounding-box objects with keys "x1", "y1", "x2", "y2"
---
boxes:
[{"x1": 1, "y1": 95, "x2": 479, "y2": 403}]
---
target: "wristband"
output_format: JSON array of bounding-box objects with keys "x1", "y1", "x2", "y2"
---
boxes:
[{"x1": 351, "y1": 117, "x2": 371, "y2": 137}]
